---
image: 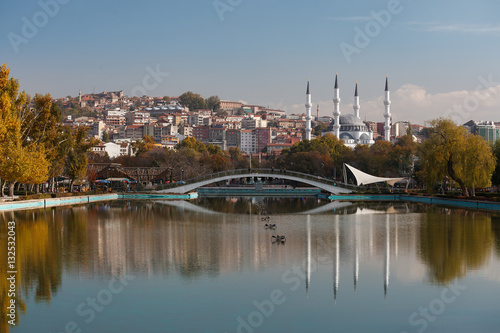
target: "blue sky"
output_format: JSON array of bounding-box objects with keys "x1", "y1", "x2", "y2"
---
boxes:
[{"x1": 1, "y1": 0, "x2": 500, "y2": 124}]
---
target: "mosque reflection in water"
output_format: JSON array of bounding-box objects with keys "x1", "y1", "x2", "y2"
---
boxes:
[{"x1": 0, "y1": 197, "x2": 499, "y2": 332}]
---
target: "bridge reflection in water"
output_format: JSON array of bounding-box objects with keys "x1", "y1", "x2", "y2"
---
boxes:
[{"x1": 1, "y1": 199, "x2": 498, "y2": 333}]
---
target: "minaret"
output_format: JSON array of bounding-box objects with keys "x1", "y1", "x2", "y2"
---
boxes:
[
  {"x1": 306, "y1": 216, "x2": 311, "y2": 297},
  {"x1": 79, "y1": 90, "x2": 82, "y2": 107},
  {"x1": 305, "y1": 81, "x2": 312, "y2": 141},
  {"x1": 353, "y1": 82, "x2": 360, "y2": 118},
  {"x1": 384, "y1": 215, "x2": 390, "y2": 301},
  {"x1": 384, "y1": 76, "x2": 391, "y2": 141},
  {"x1": 353, "y1": 219, "x2": 359, "y2": 294},
  {"x1": 334, "y1": 217, "x2": 340, "y2": 304},
  {"x1": 333, "y1": 74, "x2": 341, "y2": 138}
]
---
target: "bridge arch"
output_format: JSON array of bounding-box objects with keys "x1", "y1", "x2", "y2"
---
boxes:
[{"x1": 156, "y1": 169, "x2": 354, "y2": 194}]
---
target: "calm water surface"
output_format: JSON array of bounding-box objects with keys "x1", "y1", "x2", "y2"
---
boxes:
[{"x1": 1, "y1": 198, "x2": 500, "y2": 333}]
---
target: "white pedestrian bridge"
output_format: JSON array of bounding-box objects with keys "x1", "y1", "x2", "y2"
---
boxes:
[{"x1": 155, "y1": 168, "x2": 355, "y2": 194}]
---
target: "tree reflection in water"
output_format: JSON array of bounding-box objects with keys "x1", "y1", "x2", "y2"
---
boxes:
[
  {"x1": 418, "y1": 208, "x2": 494, "y2": 285},
  {"x1": 1, "y1": 200, "x2": 500, "y2": 332}
]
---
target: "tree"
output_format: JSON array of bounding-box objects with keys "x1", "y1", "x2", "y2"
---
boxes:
[
  {"x1": 215, "y1": 110, "x2": 228, "y2": 117},
  {"x1": 163, "y1": 96, "x2": 171, "y2": 104},
  {"x1": 491, "y1": 139, "x2": 500, "y2": 186},
  {"x1": 179, "y1": 91, "x2": 207, "y2": 111},
  {"x1": 102, "y1": 130, "x2": 110, "y2": 143},
  {"x1": 417, "y1": 118, "x2": 495, "y2": 196},
  {"x1": 133, "y1": 135, "x2": 157, "y2": 156},
  {"x1": 176, "y1": 136, "x2": 207, "y2": 153},
  {"x1": 65, "y1": 127, "x2": 93, "y2": 191},
  {"x1": 0, "y1": 63, "x2": 29, "y2": 196},
  {"x1": 206, "y1": 95, "x2": 221, "y2": 112},
  {"x1": 461, "y1": 133, "x2": 496, "y2": 196},
  {"x1": 313, "y1": 123, "x2": 328, "y2": 136}
]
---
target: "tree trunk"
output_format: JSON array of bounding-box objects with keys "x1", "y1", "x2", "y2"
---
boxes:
[
  {"x1": 51, "y1": 177, "x2": 55, "y2": 193},
  {"x1": 0, "y1": 178, "x2": 3, "y2": 197},
  {"x1": 69, "y1": 179, "x2": 74, "y2": 193},
  {"x1": 9, "y1": 182, "x2": 16, "y2": 197},
  {"x1": 447, "y1": 157, "x2": 468, "y2": 196},
  {"x1": 36, "y1": 184, "x2": 40, "y2": 194}
]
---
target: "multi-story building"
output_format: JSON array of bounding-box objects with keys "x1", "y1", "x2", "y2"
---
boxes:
[
  {"x1": 242, "y1": 115, "x2": 267, "y2": 129},
  {"x1": 126, "y1": 111, "x2": 151, "y2": 125},
  {"x1": 254, "y1": 127, "x2": 271, "y2": 153},
  {"x1": 208, "y1": 125, "x2": 226, "y2": 143},
  {"x1": 240, "y1": 130, "x2": 255, "y2": 154},
  {"x1": 277, "y1": 119, "x2": 296, "y2": 129},
  {"x1": 119, "y1": 125, "x2": 144, "y2": 140},
  {"x1": 154, "y1": 124, "x2": 178, "y2": 141},
  {"x1": 91, "y1": 142, "x2": 133, "y2": 158},
  {"x1": 179, "y1": 125, "x2": 193, "y2": 137},
  {"x1": 90, "y1": 121, "x2": 105, "y2": 139},
  {"x1": 226, "y1": 129, "x2": 241, "y2": 149},
  {"x1": 193, "y1": 126, "x2": 210, "y2": 143},
  {"x1": 464, "y1": 120, "x2": 500, "y2": 143},
  {"x1": 365, "y1": 121, "x2": 378, "y2": 138},
  {"x1": 220, "y1": 100, "x2": 243, "y2": 111},
  {"x1": 105, "y1": 115, "x2": 126, "y2": 127},
  {"x1": 392, "y1": 121, "x2": 409, "y2": 138}
]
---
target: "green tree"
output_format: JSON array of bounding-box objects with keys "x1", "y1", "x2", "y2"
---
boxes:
[
  {"x1": 313, "y1": 123, "x2": 328, "y2": 136},
  {"x1": 206, "y1": 95, "x2": 221, "y2": 112},
  {"x1": 179, "y1": 91, "x2": 207, "y2": 111},
  {"x1": 102, "y1": 130, "x2": 110, "y2": 143},
  {"x1": 65, "y1": 127, "x2": 93, "y2": 191},
  {"x1": 461, "y1": 133, "x2": 496, "y2": 196},
  {"x1": 417, "y1": 118, "x2": 495, "y2": 196},
  {"x1": 491, "y1": 139, "x2": 500, "y2": 186},
  {"x1": 163, "y1": 96, "x2": 171, "y2": 104}
]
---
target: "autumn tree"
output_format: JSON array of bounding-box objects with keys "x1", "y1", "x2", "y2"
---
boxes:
[
  {"x1": 0, "y1": 63, "x2": 29, "y2": 196},
  {"x1": 133, "y1": 135, "x2": 157, "y2": 156},
  {"x1": 65, "y1": 127, "x2": 94, "y2": 191},
  {"x1": 417, "y1": 118, "x2": 495, "y2": 196},
  {"x1": 461, "y1": 133, "x2": 496, "y2": 196},
  {"x1": 491, "y1": 139, "x2": 500, "y2": 186}
]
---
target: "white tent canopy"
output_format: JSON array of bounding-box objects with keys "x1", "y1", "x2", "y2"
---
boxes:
[{"x1": 344, "y1": 164, "x2": 406, "y2": 186}]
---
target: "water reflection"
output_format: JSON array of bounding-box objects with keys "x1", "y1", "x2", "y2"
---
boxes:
[
  {"x1": 418, "y1": 209, "x2": 494, "y2": 285},
  {"x1": 0, "y1": 199, "x2": 499, "y2": 332}
]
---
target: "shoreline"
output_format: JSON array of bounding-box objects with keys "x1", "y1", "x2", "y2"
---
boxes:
[
  {"x1": 0, "y1": 192, "x2": 198, "y2": 212},
  {"x1": 329, "y1": 194, "x2": 500, "y2": 211},
  {"x1": 1, "y1": 191, "x2": 500, "y2": 212}
]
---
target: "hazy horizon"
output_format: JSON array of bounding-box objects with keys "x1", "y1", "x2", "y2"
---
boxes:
[{"x1": 2, "y1": 0, "x2": 500, "y2": 125}]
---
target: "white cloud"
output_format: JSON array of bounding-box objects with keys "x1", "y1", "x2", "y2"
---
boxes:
[
  {"x1": 324, "y1": 16, "x2": 372, "y2": 22},
  {"x1": 284, "y1": 82, "x2": 500, "y2": 125},
  {"x1": 406, "y1": 22, "x2": 500, "y2": 34}
]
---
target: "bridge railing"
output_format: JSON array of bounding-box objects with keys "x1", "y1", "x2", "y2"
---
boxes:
[{"x1": 156, "y1": 168, "x2": 359, "y2": 191}]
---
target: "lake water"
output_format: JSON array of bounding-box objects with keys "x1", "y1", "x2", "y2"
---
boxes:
[{"x1": 2, "y1": 197, "x2": 500, "y2": 333}]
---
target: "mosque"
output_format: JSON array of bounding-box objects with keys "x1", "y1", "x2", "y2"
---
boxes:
[{"x1": 305, "y1": 74, "x2": 392, "y2": 148}]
